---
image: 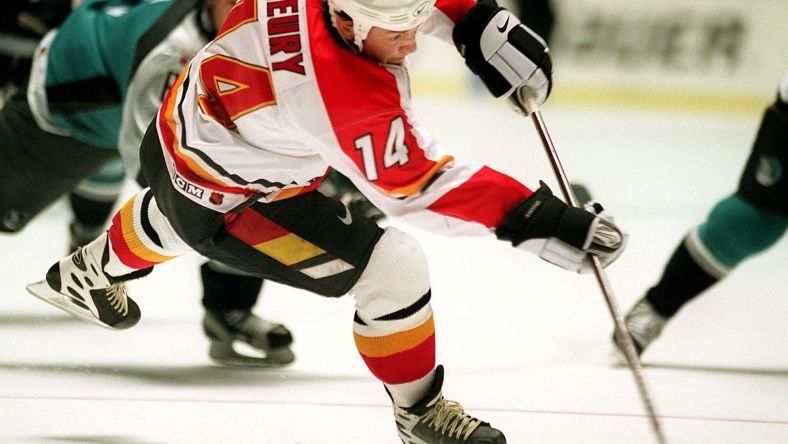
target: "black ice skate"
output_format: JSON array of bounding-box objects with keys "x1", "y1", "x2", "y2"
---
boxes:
[
  {"x1": 26, "y1": 243, "x2": 141, "y2": 330},
  {"x1": 203, "y1": 309, "x2": 295, "y2": 367},
  {"x1": 390, "y1": 365, "x2": 506, "y2": 444},
  {"x1": 612, "y1": 297, "x2": 667, "y2": 362}
]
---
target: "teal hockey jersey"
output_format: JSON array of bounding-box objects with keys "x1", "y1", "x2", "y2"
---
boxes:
[{"x1": 27, "y1": 0, "x2": 209, "y2": 151}]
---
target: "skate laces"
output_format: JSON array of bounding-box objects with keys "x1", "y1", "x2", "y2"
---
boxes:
[
  {"x1": 105, "y1": 283, "x2": 129, "y2": 316},
  {"x1": 422, "y1": 398, "x2": 481, "y2": 440}
]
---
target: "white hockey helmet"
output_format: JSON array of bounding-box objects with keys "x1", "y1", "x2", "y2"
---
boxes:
[{"x1": 328, "y1": 0, "x2": 436, "y2": 49}]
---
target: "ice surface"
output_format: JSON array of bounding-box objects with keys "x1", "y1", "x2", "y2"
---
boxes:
[{"x1": 1, "y1": 95, "x2": 786, "y2": 443}]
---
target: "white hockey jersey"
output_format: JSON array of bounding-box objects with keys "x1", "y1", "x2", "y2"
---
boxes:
[
  {"x1": 26, "y1": 0, "x2": 213, "y2": 181},
  {"x1": 157, "y1": 0, "x2": 533, "y2": 236},
  {"x1": 118, "y1": 8, "x2": 210, "y2": 180}
]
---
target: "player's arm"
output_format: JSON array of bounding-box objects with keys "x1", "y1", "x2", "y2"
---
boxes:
[
  {"x1": 326, "y1": 110, "x2": 626, "y2": 272},
  {"x1": 331, "y1": 137, "x2": 627, "y2": 273},
  {"x1": 317, "y1": 108, "x2": 515, "y2": 231}
]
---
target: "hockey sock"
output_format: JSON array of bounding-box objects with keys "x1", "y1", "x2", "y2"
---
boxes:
[
  {"x1": 349, "y1": 227, "x2": 436, "y2": 407},
  {"x1": 201, "y1": 261, "x2": 263, "y2": 311},
  {"x1": 353, "y1": 292, "x2": 436, "y2": 408},
  {"x1": 644, "y1": 236, "x2": 718, "y2": 318},
  {"x1": 104, "y1": 189, "x2": 191, "y2": 277},
  {"x1": 70, "y1": 159, "x2": 125, "y2": 224},
  {"x1": 68, "y1": 172, "x2": 123, "y2": 248}
]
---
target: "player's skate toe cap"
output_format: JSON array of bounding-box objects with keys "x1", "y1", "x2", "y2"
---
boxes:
[
  {"x1": 470, "y1": 425, "x2": 506, "y2": 443},
  {"x1": 110, "y1": 299, "x2": 141, "y2": 330},
  {"x1": 267, "y1": 324, "x2": 294, "y2": 348}
]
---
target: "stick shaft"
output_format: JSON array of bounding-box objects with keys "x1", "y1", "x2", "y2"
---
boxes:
[{"x1": 526, "y1": 102, "x2": 667, "y2": 444}]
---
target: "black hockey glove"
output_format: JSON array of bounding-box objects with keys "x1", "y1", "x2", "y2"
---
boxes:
[
  {"x1": 496, "y1": 182, "x2": 627, "y2": 273},
  {"x1": 452, "y1": 0, "x2": 552, "y2": 111},
  {"x1": 320, "y1": 170, "x2": 385, "y2": 222}
]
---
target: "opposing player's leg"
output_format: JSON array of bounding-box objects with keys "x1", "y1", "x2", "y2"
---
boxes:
[
  {"x1": 0, "y1": 94, "x2": 117, "y2": 232},
  {"x1": 67, "y1": 159, "x2": 126, "y2": 250},
  {"x1": 619, "y1": 196, "x2": 787, "y2": 356},
  {"x1": 618, "y1": 88, "x2": 788, "y2": 357},
  {"x1": 200, "y1": 261, "x2": 295, "y2": 367}
]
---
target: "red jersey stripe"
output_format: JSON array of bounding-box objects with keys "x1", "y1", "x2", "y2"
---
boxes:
[{"x1": 427, "y1": 166, "x2": 532, "y2": 228}]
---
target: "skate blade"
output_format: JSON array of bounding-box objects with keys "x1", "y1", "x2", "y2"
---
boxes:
[
  {"x1": 25, "y1": 280, "x2": 113, "y2": 330},
  {"x1": 209, "y1": 341, "x2": 295, "y2": 368}
]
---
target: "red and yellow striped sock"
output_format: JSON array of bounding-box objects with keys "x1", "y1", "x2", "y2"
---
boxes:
[
  {"x1": 353, "y1": 291, "x2": 436, "y2": 406},
  {"x1": 105, "y1": 190, "x2": 180, "y2": 276}
]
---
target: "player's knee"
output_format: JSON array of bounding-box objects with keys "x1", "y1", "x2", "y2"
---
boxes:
[
  {"x1": 699, "y1": 195, "x2": 787, "y2": 266},
  {"x1": 351, "y1": 227, "x2": 430, "y2": 320}
]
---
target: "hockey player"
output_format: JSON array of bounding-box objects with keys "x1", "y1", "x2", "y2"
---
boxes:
[
  {"x1": 0, "y1": 0, "x2": 298, "y2": 366},
  {"x1": 616, "y1": 74, "x2": 788, "y2": 357},
  {"x1": 26, "y1": 0, "x2": 627, "y2": 441}
]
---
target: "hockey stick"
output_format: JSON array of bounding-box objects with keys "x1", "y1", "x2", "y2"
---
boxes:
[{"x1": 523, "y1": 97, "x2": 668, "y2": 444}]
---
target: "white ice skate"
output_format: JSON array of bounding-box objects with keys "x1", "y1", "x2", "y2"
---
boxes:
[
  {"x1": 26, "y1": 243, "x2": 140, "y2": 330},
  {"x1": 390, "y1": 366, "x2": 506, "y2": 444},
  {"x1": 203, "y1": 309, "x2": 295, "y2": 367},
  {"x1": 612, "y1": 297, "x2": 667, "y2": 364}
]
